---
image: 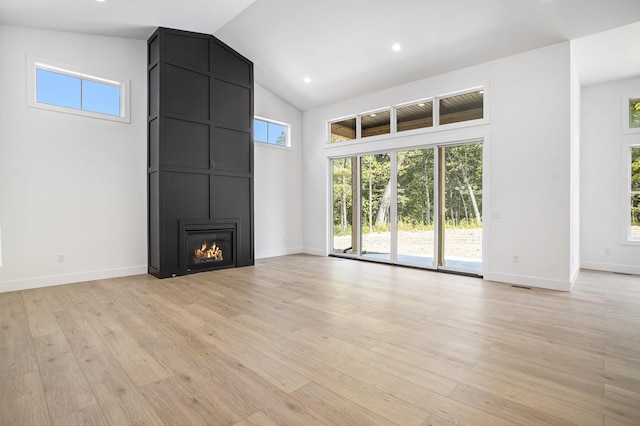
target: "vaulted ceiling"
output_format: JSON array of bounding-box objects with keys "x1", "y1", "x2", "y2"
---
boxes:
[{"x1": 1, "y1": 0, "x2": 639, "y2": 111}]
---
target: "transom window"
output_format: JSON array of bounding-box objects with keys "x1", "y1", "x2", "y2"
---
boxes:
[
  {"x1": 630, "y1": 98, "x2": 640, "y2": 129},
  {"x1": 360, "y1": 109, "x2": 391, "y2": 138},
  {"x1": 28, "y1": 58, "x2": 129, "y2": 123},
  {"x1": 397, "y1": 101, "x2": 433, "y2": 132},
  {"x1": 623, "y1": 94, "x2": 640, "y2": 134},
  {"x1": 254, "y1": 117, "x2": 290, "y2": 147},
  {"x1": 329, "y1": 88, "x2": 485, "y2": 143}
]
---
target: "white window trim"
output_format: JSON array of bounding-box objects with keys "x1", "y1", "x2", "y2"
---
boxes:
[
  {"x1": 254, "y1": 116, "x2": 292, "y2": 149},
  {"x1": 622, "y1": 93, "x2": 640, "y2": 134},
  {"x1": 26, "y1": 56, "x2": 130, "y2": 123}
]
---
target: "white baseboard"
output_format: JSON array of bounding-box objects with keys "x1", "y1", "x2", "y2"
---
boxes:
[
  {"x1": 580, "y1": 261, "x2": 640, "y2": 275},
  {"x1": 483, "y1": 271, "x2": 572, "y2": 291},
  {"x1": 255, "y1": 247, "x2": 303, "y2": 259},
  {"x1": 302, "y1": 247, "x2": 326, "y2": 257},
  {"x1": 0, "y1": 265, "x2": 148, "y2": 293},
  {"x1": 570, "y1": 262, "x2": 581, "y2": 289}
]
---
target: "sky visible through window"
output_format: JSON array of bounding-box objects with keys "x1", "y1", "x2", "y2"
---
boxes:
[
  {"x1": 36, "y1": 68, "x2": 120, "y2": 117},
  {"x1": 254, "y1": 118, "x2": 288, "y2": 146}
]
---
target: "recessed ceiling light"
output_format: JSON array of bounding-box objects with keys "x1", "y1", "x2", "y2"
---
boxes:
[
  {"x1": 96, "y1": 0, "x2": 106, "y2": 2},
  {"x1": 370, "y1": 113, "x2": 377, "y2": 117},
  {"x1": 303, "y1": 77, "x2": 311, "y2": 84},
  {"x1": 418, "y1": 103, "x2": 426, "y2": 107},
  {"x1": 391, "y1": 43, "x2": 402, "y2": 52}
]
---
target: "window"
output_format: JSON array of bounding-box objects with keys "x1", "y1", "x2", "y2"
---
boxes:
[
  {"x1": 328, "y1": 86, "x2": 486, "y2": 144},
  {"x1": 439, "y1": 90, "x2": 484, "y2": 125},
  {"x1": 630, "y1": 146, "x2": 640, "y2": 240},
  {"x1": 623, "y1": 94, "x2": 640, "y2": 133},
  {"x1": 28, "y1": 58, "x2": 129, "y2": 122},
  {"x1": 629, "y1": 97, "x2": 640, "y2": 129},
  {"x1": 254, "y1": 117, "x2": 290, "y2": 147},
  {"x1": 397, "y1": 100, "x2": 433, "y2": 132},
  {"x1": 330, "y1": 117, "x2": 356, "y2": 142},
  {"x1": 360, "y1": 109, "x2": 391, "y2": 138}
]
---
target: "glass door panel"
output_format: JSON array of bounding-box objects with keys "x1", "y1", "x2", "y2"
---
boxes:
[
  {"x1": 439, "y1": 143, "x2": 483, "y2": 274},
  {"x1": 397, "y1": 149, "x2": 435, "y2": 267},
  {"x1": 361, "y1": 153, "x2": 391, "y2": 261},
  {"x1": 331, "y1": 157, "x2": 357, "y2": 255}
]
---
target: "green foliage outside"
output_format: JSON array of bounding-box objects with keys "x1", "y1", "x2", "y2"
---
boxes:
[
  {"x1": 632, "y1": 147, "x2": 640, "y2": 227},
  {"x1": 333, "y1": 218, "x2": 481, "y2": 237},
  {"x1": 631, "y1": 98, "x2": 640, "y2": 128},
  {"x1": 332, "y1": 144, "x2": 483, "y2": 235}
]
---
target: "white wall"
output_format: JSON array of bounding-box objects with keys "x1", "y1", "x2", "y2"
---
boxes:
[
  {"x1": 302, "y1": 42, "x2": 576, "y2": 290},
  {"x1": 0, "y1": 26, "x2": 147, "y2": 292},
  {"x1": 581, "y1": 76, "x2": 640, "y2": 274},
  {"x1": 253, "y1": 83, "x2": 304, "y2": 258}
]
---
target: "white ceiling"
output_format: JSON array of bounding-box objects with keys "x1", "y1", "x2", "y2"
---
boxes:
[{"x1": 1, "y1": 0, "x2": 639, "y2": 111}]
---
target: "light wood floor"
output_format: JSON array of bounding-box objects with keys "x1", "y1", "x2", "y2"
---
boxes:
[{"x1": 1, "y1": 254, "x2": 639, "y2": 425}]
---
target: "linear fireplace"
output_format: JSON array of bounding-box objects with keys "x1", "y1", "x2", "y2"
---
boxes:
[{"x1": 180, "y1": 220, "x2": 238, "y2": 274}]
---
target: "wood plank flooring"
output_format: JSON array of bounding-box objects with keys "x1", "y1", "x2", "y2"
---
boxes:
[{"x1": 1, "y1": 254, "x2": 639, "y2": 425}]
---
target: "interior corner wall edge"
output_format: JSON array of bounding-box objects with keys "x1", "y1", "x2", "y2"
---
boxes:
[{"x1": 0, "y1": 25, "x2": 147, "y2": 291}]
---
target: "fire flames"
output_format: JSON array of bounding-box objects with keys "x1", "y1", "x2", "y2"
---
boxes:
[{"x1": 194, "y1": 242, "x2": 223, "y2": 262}]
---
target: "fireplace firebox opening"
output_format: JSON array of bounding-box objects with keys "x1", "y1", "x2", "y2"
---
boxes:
[{"x1": 180, "y1": 220, "x2": 238, "y2": 274}]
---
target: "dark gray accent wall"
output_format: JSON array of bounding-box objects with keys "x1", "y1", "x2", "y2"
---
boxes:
[{"x1": 148, "y1": 27, "x2": 254, "y2": 278}]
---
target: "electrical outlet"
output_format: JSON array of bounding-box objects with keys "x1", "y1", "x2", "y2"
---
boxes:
[
  {"x1": 605, "y1": 248, "x2": 611, "y2": 255},
  {"x1": 513, "y1": 255, "x2": 519, "y2": 263},
  {"x1": 57, "y1": 254, "x2": 65, "y2": 263}
]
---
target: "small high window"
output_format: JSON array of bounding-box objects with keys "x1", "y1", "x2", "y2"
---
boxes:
[
  {"x1": 28, "y1": 59, "x2": 129, "y2": 122},
  {"x1": 397, "y1": 101, "x2": 433, "y2": 132},
  {"x1": 629, "y1": 98, "x2": 640, "y2": 129},
  {"x1": 623, "y1": 94, "x2": 640, "y2": 134},
  {"x1": 439, "y1": 90, "x2": 484, "y2": 125},
  {"x1": 330, "y1": 117, "x2": 357, "y2": 142},
  {"x1": 254, "y1": 117, "x2": 290, "y2": 147},
  {"x1": 360, "y1": 109, "x2": 391, "y2": 138}
]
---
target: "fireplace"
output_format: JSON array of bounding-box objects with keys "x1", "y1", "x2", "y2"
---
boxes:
[{"x1": 180, "y1": 220, "x2": 238, "y2": 274}]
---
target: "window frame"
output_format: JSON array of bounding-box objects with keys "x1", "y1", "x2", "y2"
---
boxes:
[
  {"x1": 27, "y1": 57, "x2": 130, "y2": 123},
  {"x1": 253, "y1": 116, "x2": 291, "y2": 148},
  {"x1": 622, "y1": 93, "x2": 640, "y2": 134}
]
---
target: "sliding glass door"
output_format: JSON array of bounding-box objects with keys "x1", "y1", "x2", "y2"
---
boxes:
[
  {"x1": 396, "y1": 148, "x2": 435, "y2": 267},
  {"x1": 438, "y1": 143, "x2": 483, "y2": 274},
  {"x1": 332, "y1": 156, "x2": 356, "y2": 255},
  {"x1": 331, "y1": 141, "x2": 482, "y2": 275},
  {"x1": 361, "y1": 153, "x2": 391, "y2": 261}
]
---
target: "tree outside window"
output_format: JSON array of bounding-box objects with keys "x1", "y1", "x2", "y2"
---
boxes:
[
  {"x1": 630, "y1": 98, "x2": 640, "y2": 129},
  {"x1": 631, "y1": 146, "x2": 640, "y2": 240}
]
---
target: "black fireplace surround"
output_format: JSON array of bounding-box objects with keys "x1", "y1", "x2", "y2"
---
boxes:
[{"x1": 147, "y1": 27, "x2": 254, "y2": 278}]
